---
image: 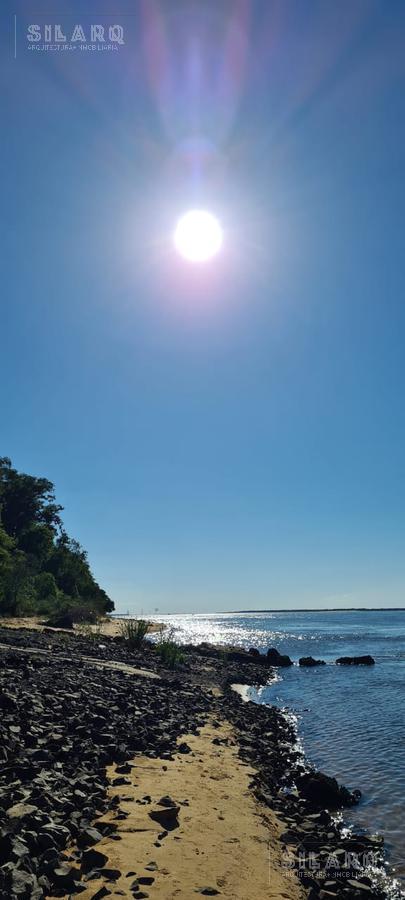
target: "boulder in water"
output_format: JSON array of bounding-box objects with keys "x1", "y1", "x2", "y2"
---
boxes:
[
  {"x1": 266, "y1": 647, "x2": 293, "y2": 667},
  {"x1": 299, "y1": 656, "x2": 326, "y2": 667},
  {"x1": 336, "y1": 655, "x2": 375, "y2": 665}
]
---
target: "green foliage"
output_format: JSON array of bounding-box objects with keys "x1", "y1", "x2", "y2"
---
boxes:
[
  {"x1": 0, "y1": 457, "x2": 62, "y2": 539},
  {"x1": 0, "y1": 456, "x2": 113, "y2": 618},
  {"x1": 18, "y1": 525, "x2": 54, "y2": 568},
  {"x1": 34, "y1": 572, "x2": 58, "y2": 603},
  {"x1": 155, "y1": 627, "x2": 185, "y2": 669},
  {"x1": 0, "y1": 525, "x2": 15, "y2": 588},
  {"x1": 34, "y1": 572, "x2": 60, "y2": 616},
  {"x1": 119, "y1": 618, "x2": 149, "y2": 648},
  {"x1": 46, "y1": 532, "x2": 113, "y2": 613}
]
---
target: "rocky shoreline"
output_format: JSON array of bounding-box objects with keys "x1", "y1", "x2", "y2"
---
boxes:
[{"x1": 0, "y1": 624, "x2": 394, "y2": 899}]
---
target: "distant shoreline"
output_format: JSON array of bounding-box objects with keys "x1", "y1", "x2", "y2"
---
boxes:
[
  {"x1": 225, "y1": 606, "x2": 405, "y2": 613},
  {"x1": 114, "y1": 607, "x2": 405, "y2": 616}
]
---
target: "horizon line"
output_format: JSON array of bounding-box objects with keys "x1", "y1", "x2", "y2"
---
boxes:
[{"x1": 112, "y1": 606, "x2": 405, "y2": 616}]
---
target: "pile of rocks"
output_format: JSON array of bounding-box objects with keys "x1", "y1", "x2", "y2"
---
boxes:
[
  {"x1": 0, "y1": 648, "x2": 210, "y2": 898},
  {"x1": 0, "y1": 627, "x2": 273, "y2": 690},
  {"x1": 0, "y1": 626, "x2": 383, "y2": 900}
]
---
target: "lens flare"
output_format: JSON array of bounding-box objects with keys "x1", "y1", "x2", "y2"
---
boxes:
[{"x1": 174, "y1": 209, "x2": 223, "y2": 262}]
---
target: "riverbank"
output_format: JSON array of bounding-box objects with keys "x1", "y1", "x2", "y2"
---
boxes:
[{"x1": 0, "y1": 623, "x2": 389, "y2": 899}]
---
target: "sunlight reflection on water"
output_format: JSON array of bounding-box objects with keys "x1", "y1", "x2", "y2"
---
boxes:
[{"x1": 143, "y1": 612, "x2": 315, "y2": 648}]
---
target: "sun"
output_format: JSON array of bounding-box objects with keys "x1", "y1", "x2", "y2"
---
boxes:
[{"x1": 174, "y1": 209, "x2": 223, "y2": 263}]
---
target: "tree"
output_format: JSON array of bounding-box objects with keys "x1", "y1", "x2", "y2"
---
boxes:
[
  {"x1": 0, "y1": 457, "x2": 63, "y2": 540},
  {"x1": 0, "y1": 524, "x2": 15, "y2": 607},
  {"x1": 0, "y1": 547, "x2": 35, "y2": 615},
  {"x1": 46, "y1": 532, "x2": 113, "y2": 613},
  {"x1": 18, "y1": 525, "x2": 54, "y2": 569},
  {"x1": 0, "y1": 457, "x2": 114, "y2": 616}
]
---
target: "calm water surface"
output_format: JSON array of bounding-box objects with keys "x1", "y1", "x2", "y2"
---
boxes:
[{"x1": 146, "y1": 609, "x2": 405, "y2": 885}]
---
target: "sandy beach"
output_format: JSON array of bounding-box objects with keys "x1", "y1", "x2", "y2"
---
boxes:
[{"x1": 75, "y1": 719, "x2": 300, "y2": 900}]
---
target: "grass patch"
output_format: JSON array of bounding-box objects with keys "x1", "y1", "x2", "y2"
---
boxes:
[
  {"x1": 156, "y1": 627, "x2": 185, "y2": 669},
  {"x1": 119, "y1": 618, "x2": 149, "y2": 648}
]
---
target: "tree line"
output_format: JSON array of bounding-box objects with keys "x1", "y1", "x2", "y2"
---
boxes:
[{"x1": 0, "y1": 456, "x2": 113, "y2": 618}]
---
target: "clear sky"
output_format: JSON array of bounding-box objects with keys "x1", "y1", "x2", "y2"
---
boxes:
[{"x1": 2, "y1": 1, "x2": 405, "y2": 613}]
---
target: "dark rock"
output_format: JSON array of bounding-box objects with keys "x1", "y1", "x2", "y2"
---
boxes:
[
  {"x1": 38, "y1": 847, "x2": 59, "y2": 872},
  {"x1": 149, "y1": 804, "x2": 180, "y2": 830},
  {"x1": 100, "y1": 868, "x2": 121, "y2": 881},
  {"x1": 178, "y1": 742, "x2": 191, "y2": 754},
  {"x1": 336, "y1": 655, "x2": 375, "y2": 665},
  {"x1": 91, "y1": 889, "x2": 112, "y2": 899},
  {"x1": 299, "y1": 657, "x2": 326, "y2": 667},
  {"x1": 10, "y1": 837, "x2": 30, "y2": 862},
  {"x1": 11, "y1": 870, "x2": 42, "y2": 898},
  {"x1": 36, "y1": 831, "x2": 58, "y2": 851},
  {"x1": 81, "y1": 847, "x2": 109, "y2": 872},
  {"x1": 77, "y1": 826, "x2": 104, "y2": 848},
  {"x1": 266, "y1": 647, "x2": 293, "y2": 667},
  {"x1": 157, "y1": 795, "x2": 177, "y2": 807},
  {"x1": 296, "y1": 772, "x2": 361, "y2": 809},
  {"x1": 248, "y1": 647, "x2": 260, "y2": 657},
  {"x1": 196, "y1": 889, "x2": 221, "y2": 896},
  {"x1": 0, "y1": 690, "x2": 17, "y2": 711},
  {"x1": 42, "y1": 822, "x2": 70, "y2": 847},
  {"x1": 52, "y1": 865, "x2": 81, "y2": 890},
  {"x1": 6, "y1": 802, "x2": 38, "y2": 819}
]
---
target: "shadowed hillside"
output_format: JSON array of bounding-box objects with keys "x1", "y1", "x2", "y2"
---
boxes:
[{"x1": 0, "y1": 457, "x2": 113, "y2": 619}]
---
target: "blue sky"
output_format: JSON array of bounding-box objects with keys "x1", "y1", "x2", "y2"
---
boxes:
[{"x1": 2, "y1": 1, "x2": 405, "y2": 612}]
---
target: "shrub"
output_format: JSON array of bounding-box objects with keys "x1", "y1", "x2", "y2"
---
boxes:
[
  {"x1": 119, "y1": 618, "x2": 149, "y2": 648},
  {"x1": 155, "y1": 627, "x2": 185, "y2": 669},
  {"x1": 46, "y1": 602, "x2": 100, "y2": 628}
]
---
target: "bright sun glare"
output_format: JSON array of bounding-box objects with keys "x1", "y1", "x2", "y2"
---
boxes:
[{"x1": 174, "y1": 209, "x2": 223, "y2": 263}]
